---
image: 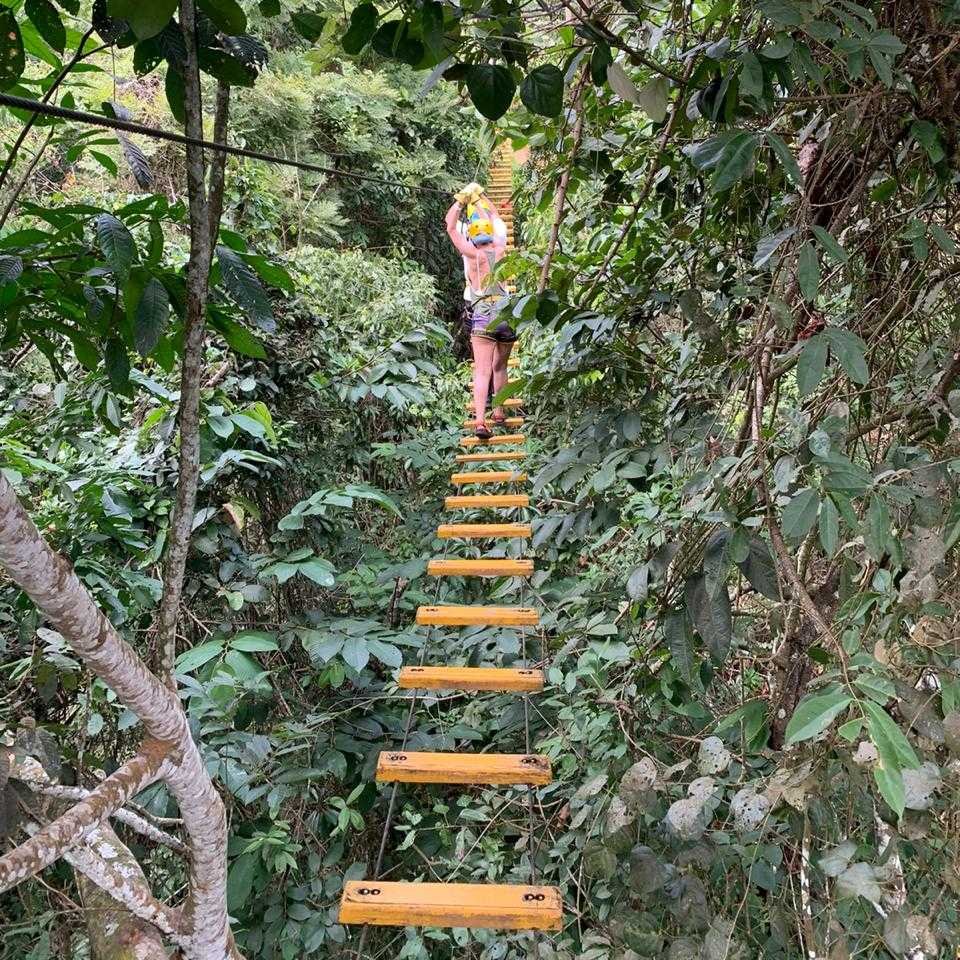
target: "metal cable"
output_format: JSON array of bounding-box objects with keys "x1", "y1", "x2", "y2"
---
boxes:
[{"x1": 0, "y1": 93, "x2": 450, "y2": 195}]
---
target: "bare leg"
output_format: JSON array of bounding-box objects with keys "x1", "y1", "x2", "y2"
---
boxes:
[
  {"x1": 491, "y1": 341, "x2": 514, "y2": 420},
  {"x1": 471, "y1": 335, "x2": 496, "y2": 427}
]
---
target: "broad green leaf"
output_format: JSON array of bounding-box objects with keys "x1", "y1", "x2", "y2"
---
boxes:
[
  {"x1": 664, "y1": 609, "x2": 695, "y2": 683},
  {"x1": 606, "y1": 61, "x2": 641, "y2": 105},
  {"x1": 26, "y1": 0, "x2": 65, "y2": 53},
  {"x1": 209, "y1": 313, "x2": 267, "y2": 359},
  {"x1": 465, "y1": 64, "x2": 515, "y2": 121},
  {"x1": 216, "y1": 245, "x2": 275, "y2": 332},
  {"x1": 370, "y1": 21, "x2": 422, "y2": 65},
  {"x1": 590, "y1": 42, "x2": 612, "y2": 85},
  {"x1": 342, "y1": 3, "x2": 378, "y2": 55},
  {"x1": 929, "y1": 223, "x2": 958, "y2": 255},
  {"x1": 818, "y1": 496, "x2": 840, "y2": 556},
  {"x1": 797, "y1": 241, "x2": 820, "y2": 301},
  {"x1": 739, "y1": 52, "x2": 763, "y2": 98},
  {"x1": 341, "y1": 636, "x2": 369, "y2": 672},
  {"x1": 635, "y1": 76, "x2": 669, "y2": 123},
  {"x1": 711, "y1": 132, "x2": 759, "y2": 193},
  {"x1": 198, "y1": 0, "x2": 247, "y2": 34},
  {"x1": 873, "y1": 764, "x2": 905, "y2": 817},
  {"x1": 782, "y1": 487, "x2": 819, "y2": 541},
  {"x1": 107, "y1": 0, "x2": 176, "y2": 40},
  {"x1": 910, "y1": 119, "x2": 945, "y2": 164},
  {"x1": 824, "y1": 327, "x2": 869, "y2": 384},
  {"x1": 291, "y1": 11, "x2": 326, "y2": 42},
  {"x1": 737, "y1": 535, "x2": 779, "y2": 600},
  {"x1": 766, "y1": 132, "x2": 801, "y2": 185},
  {"x1": 519, "y1": 64, "x2": 564, "y2": 117},
  {"x1": 943, "y1": 498, "x2": 960, "y2": 551},
  {"x1": 104, "y1": 338, "x2": 130, "y2": 393},
  {"x1": 95, "y1": 214, "x2": 136, "y2": 282},
  {"x1": 367, "y1": 638, "x2": 402, "y2": 668},
  {"x1": 784, "y1": 688, "x2": 852, "y2": 745},
  {"x1": 175, "y1": 639, "x2": 224, "y2": 673},
  {"x1": 702, "y1": 528, "x2": 731, "y2": 600},
  {"x1": 231, "y1": 631, "x2": 278, "y2": 652},
  {"x1": 811, "y1": 225, "x2": 849, "y2": 263},
  {"x1": 419, "y1": 0, "x2": 444, "y2": 61},
  {"x1": 797, "y1": 334, "x2": 827, "y2": 396},
  {"x1": 133, "y1": 277, "x2": 169, "y2": 356},
  {"x1": 684, "y1": 574, "x2": 732, "y2": 664},
  {"x1": 863, "y1": 700, "x2": 919, "y2": 772},
  {"x1": 0, "y1": 10, "x2": 26, "y2": 89},
  {"x1": 227, "y1": 852, "x2": 259, "y2": 912},
  {"x1": 298, "y1": 559, "x2": 336, "y2": 587},
  {"x1": 165, "y1": 65, "x2": 186, "y2": 125},
  {"x1": 863, "y1": 496, "x2": 890, "y2": 560}
]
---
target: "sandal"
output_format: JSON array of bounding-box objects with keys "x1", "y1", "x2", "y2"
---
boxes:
[{"x1": 475, "y1": 422, "x2": 493, "y2": 440}]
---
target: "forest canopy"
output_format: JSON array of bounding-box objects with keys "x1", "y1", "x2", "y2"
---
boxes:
[{"x1": 1, "y1": 1, "x2": 959, "y2": 959}]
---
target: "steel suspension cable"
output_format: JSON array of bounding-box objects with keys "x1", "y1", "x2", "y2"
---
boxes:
[{"x1": 0, "y1": 93, "x2": 450, "y2": 195}]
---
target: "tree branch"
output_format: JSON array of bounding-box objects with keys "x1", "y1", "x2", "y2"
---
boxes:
[
  {"x1": 0, "y1": 744, "x2": 170, "y2": 893},
  {"x1": 0, "y1": 472, "x2": 237, "y2": 959},
  {"x1": 538, "y1": 68, "x2": 588, "y2": 296}
]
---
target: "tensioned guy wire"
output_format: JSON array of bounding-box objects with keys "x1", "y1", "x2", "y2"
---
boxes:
[{"x1": 0, "y1": 93, "x2": 451, "y2": 195}]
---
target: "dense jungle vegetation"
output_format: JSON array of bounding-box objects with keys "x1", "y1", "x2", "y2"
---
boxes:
[{"x1": 1, "y1": 0, "x2": 959, "y2": 958}]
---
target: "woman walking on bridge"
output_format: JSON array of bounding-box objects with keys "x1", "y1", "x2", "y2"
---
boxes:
[{"x1": 445, "y1": 183, "x2": 516, "y2": 439}]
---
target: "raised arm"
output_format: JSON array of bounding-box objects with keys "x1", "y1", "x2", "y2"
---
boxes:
[{"x1": 445, "y1": 201, "x2": 482, "y2": 260}]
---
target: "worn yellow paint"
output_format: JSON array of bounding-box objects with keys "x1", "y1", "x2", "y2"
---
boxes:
[
  {"x1": 444, "y1": 494, "x2": 529, "y2": 509},
  {"x1": 463, "y1": 417, "x2": 524, "y2": 428},
  {"x1": 427, "y1": 558, "x2": 533, "y2": 577},
  {"x1": 338, "y1": 881, "x2": 563, "y2": 930},
  {"x1": 460, "y1": 433, "x2": 526, "y2": 448},
  {"x1": 415, "y1": 605, "x2": 539, "y2": 627},
  {"x1": 398, "y1": 665, "x2": 543, "y2": 691},
  {"x1": 464, "y1": 397, "x2": 523, "y2": 410},
  {"x1": 436, "y1": 523, "x2": 531, "y2": 539},
  {"x1": 451, "y1": 471, "x2": 527, "y2": 486},
  {"x1": 456, "y1": 451, "x2": 526, "y2": 464},
  {"x1": 375, "y1": 751, "x2": 552, "y2": 785}
]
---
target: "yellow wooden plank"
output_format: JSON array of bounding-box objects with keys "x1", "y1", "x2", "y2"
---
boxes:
[
  {"x1": 339, "y1": 881, "x2": 562, "y2": 930},
  {"x1": 465, "y1": 398, "x2": 524, "y2": 410},
  {"x1": 462, "y1": 417, "x2": 524, "y2": 428},
  {"x1": 416, "y1": 605, "x2": 539, "y2": 627},
  {"x1": 451, "y1": 471, "x2": 527, "y2": 486},
  {"x1": 376, "y1": 751, "x2": 551, "y2": 785},
  {"x1": 467, "y1": 377, "x2": 518, "y2": 388},
  {"x1": 456, "y1": 451, "x2": 526, "y2": 464},
  {"x1": 444, "y1": 495, "x2": 529, "y2": 509},
  {"x1": 436, "y1": 523, "x2": 531, "y2": 539},
  {"x1": 461, "y1": 433, "x2": 526, "y2": 448},
  {"x1": 398, "y1": 665, "x2": 543, "y2": 691},
  {"x1": 507, "y1": 358, "x2": 519, "y2": 367},
  {"x1": 427, "y1": 558, "x2": 533, "y2": 577}
]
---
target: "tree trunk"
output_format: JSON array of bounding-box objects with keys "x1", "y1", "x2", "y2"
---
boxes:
[{"x1": 156, "y1": 4, "x2": 228, "y2": 683}]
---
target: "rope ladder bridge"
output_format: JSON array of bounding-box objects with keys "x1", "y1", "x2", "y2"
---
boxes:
[{"x1": 338, "y1": 144, "x2": 564, "y2": 949}]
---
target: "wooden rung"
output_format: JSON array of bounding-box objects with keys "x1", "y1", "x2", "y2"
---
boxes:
[
  {"x1": 507, "y1": 358, "x2": 519, "y2": 367},
  {"x1": 456, "y1": 451, "x2": 526, "y2": 463},
  {"x1": 467, "y1": 377, "x2": 517, "y2": 388},
  {"x1": 463, "y1": 417, "x2": 524, "y2": 428},
  {"x1": 445, "y1": 495, "x2": 530, "y2": 509},
  {"x1": 376, "y1": 751, "x2": 551, "y2": 785},
  {"x1": 339, "y1": 881, "x2": 562, "y2": 930},
  {"x1": 461, "y1": 433, "x2": 526, "y2": 448},
  {"x1": 399, "y1": 665, "x2": 543, "y2": 691},
  {"x1": 465, "y1": 398, "x2": 524, "y2": 410},
  {"x1": 416, "y1": 605, "x2": 539, "y2": 626},
  {"x1": 436, "y1": 523, "x2": 531, "y2": 539},
  {"x1": 451, "y1": 471, "x2": 527, "y2": 486},
  {"x1": 427, "y1": 558, "x2": 534, "y2": 577}
]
